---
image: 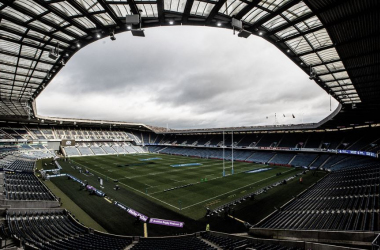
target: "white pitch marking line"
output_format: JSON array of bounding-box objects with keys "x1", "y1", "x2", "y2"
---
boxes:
[
  {"x1": 180, "y1": 168, "x2": 295, "y2": 210},
  {"x1": 71, "y1": 160, "x2": 181, "y2": 210}
]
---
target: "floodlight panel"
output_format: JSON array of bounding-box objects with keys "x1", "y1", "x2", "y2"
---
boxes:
[
  {"x1": 131, "y1": 29, "x2": 145, "y2": 37},
  {"x1": 231, "y1": 18, "x2": 242, "y2": 30},
  {"x1": 125, "y1": 14, "x2": 140, "y2": 24}
]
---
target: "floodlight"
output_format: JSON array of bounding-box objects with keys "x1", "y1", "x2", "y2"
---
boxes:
[
  {"x1": 169, "y1": 20, "x2": 174, "y2": 25},
  {"x1": 231, "y1": 18, "x2": 242, "y2": 30},
  {"x1": 125, "y1": 14, "x2": 140, "y2": 25},
  {"x1": 61, "y1": 59, "x2": 65, "y2": 66},
  {"x1": 238, "y1": 29, "x2": 251, "y2": 38},
  {"x1": 309, "y1": 67, "x2": 317, "y2": 80},
  {"x1": 125, "y1": 13, "x2": 145, "y2": 37},
  {"x1": 96, "y1": 33, "x2": 101, "y2": 38},
  {"x1": 131, "y1": 29, "x2": 145, "y2": 37},
  {"x1": 76, "y1": 43, "x2": 81, "y2": 48},
  {"x1": 259, "y1": 32, "x2": 263, "y2": 36},
  {"x1": 287, "y1": 49, "x2": 290, "y2": 53},
  {"x1": 48, "y1": 44, "x2": 60, "y2": 60},
  {"x1": 217, "y1": 22, "x2": 221, "y2": 27}
]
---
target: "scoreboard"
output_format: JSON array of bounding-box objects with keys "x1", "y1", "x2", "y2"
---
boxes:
[{"x1": 61, "y1": 140, "x2": 75, "y2": 146}]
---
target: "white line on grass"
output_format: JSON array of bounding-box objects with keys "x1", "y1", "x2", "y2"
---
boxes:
[
  {"x1": 71, "y1": 160, "x2": 181, "y2": 210},
  {"x1": 180, "y1": 168, "x2": 295, "y2": 210}
]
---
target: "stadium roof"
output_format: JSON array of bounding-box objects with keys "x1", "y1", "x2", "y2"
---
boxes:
[{"x1": 0, "y1": 0, "x2": 379, "y2": 129}]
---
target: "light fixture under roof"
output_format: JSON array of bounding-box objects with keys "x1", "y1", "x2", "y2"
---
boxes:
[
  {"x1": 76, "y1": 43, "x2": 80, "y2": 48},
  {"x1": 96, "y1": 33, "x2": 101, "y2": 38},
  {"x1": 126, "y1": 13, "x2": 145, "y2": 37},
  {"x1": 169, "y1": 20, "x2": 174, "y2": 25},
  {"x1": 217, "y1": 22, "x2": 221, "y2": 27}
]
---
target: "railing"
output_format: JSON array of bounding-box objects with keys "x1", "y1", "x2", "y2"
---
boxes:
[{"x1": 373, "y1": 234, "x2": 380, "y2": 250}]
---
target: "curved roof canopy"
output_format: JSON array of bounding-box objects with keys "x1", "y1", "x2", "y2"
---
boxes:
[{"x1": 0, "y1": 0, "x2": 379, "y2": 127}]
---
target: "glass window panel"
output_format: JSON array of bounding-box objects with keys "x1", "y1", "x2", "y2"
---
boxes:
[
  {"x1": 43, "y1": 12, "x2": 70, "y2": 27},
  {"x1": 275, "y1": 26, "x2": 299, "y2": 39},
  {"x1": 18, "y1": 58, "x2": 36, "y2": 69},
  {"x1": 23, "y1": 38, "x2": 44, "y2": 48},
  {"x1": 295, "y1": 16, "x2": 322, "y2": 32},
  {"x1": 0, "y1": 40, "x2": 21, "y2": 54},
  {"x1": 74, "y1": 0, "x2": 104, "y2": 12},
  {"x1": 164, "y1": 0, "x2": 187, "y2": 13},
  {"x1": 73, "y1": 17, "x2": 97, "y2": 29},
  {"x1": 0, "y1": 54, "x2": 18, "y2": 65},
  {"x1": 191, "y1": 1, "x2": 215, "y2": 17},
  {"x1": 53, "y1": 31, "x2": 75, "y2": 41},
  {"x1": 1, "y1": 7, "x2": 33, "y2": 23},
  {"x1": 331, "y1": 87, "x2": 342, "y2": 91},
  {"x1": 299, "y1": 53, "x2": 322, "y2": 65},
  {"x1": 27, "y1": 30, "x2": 49, "y2": 41},
  {"x1": 50, "y1": 1, "x2": 82, "y2": 17},
  {"x1": 29, "y1": 20, "x2": 56, "y2": 33},
  {"x1": 333, "y1": 71, "x2": 349, "y2": 79},
  {"x1": 312, "y1": 65, "x2": 328, "y2": 75},
  {"x1": 137, "y1": 4, "x2": 158, "y2": 17},
  {"x1": 21, "y1": 45, "x2": 42, "y2": 59},
  {"x1": 317, "y1": 47, "x2": 340, "y2": 62},
  {"x1": 285, "y1": 36, "x2": 312, "y2": 54},
  {"x1": 326, "y1": 61, "x2": 345, "y2": 72},
  {"x1": 242, "y1": 7, "x2": 269, "y2": 24},
  {"x1": 36, "y1": 62, "x2": 53, "y2": 71},
  {"x1": 0, "y1": 20, "x2": 28, "y2": 33},
  {"x1": 93, "y1": 13, "x2": 116, "y2": 26},
  {"x1": 2, "y1": 65, "x2": 16, "y2": 73},
  {"x1": 305, "y1": 28, "x2": 333, "y2": 49},
  {"x1": 32, "y1": 71, "x2": 47, "y2": 78},
  {"x1": 326, "y1": 81, "x2": 339, "y2": 87},
  {"x1": 14, "y1": 0, "x2": 47, "y2": 15},
  {"x1": 0, "y1": 30, "x2": 22, "y2": 40},
  {"x1": 282, "y1": 1, "x2": 311, "y2": 21},
  {"x1": 65, "y1": 26, "x2": 87, "y2": 37},
  {"x1": 319, "y1": 74, "x2": 334, "y2": 82},
  {"x1": 220, "y1": 0, "x2": 247, "y2": 17},
  {"x1": 51, "y1": 38, "x2": 70, "y2": 48},
  {"x1": 110, "y1": 4, "x2": 132, "y2": 17},
  {"x1": 259, "y1": 0, "x2": 291, "y2": 11},
  {"x1": 262, "y1": 15, "x2": 287, "y2": 30}
]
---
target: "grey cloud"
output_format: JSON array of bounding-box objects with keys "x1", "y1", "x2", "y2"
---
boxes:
[{"x1": 37, "y1": 26, "x2": 338, "y2": 129}]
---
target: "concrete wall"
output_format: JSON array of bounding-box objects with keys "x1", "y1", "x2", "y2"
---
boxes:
[{"x1": 47, "y1": 141, "x2": 61, "y2": 151}]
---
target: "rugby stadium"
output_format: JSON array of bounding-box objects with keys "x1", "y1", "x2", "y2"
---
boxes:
[{"x1": 0, "y1": 0, "x2": 380, "y2": 249}]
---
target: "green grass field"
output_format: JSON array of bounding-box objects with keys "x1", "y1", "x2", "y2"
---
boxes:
[{"x1": 39, "y1": 153, "x2": 326, "y2": 236}]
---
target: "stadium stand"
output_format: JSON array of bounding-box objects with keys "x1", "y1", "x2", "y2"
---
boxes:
[
  {"x1": 131, "y1": 235, "x2": 216, "y2": 250},
  {"x1": 3, "y1": 172, "x2": 55, "y2": 201},
  {"x1": 3, "y1": 159, "x2": 35, "y2": 172},
  {"x1": 6, "y1": 209, "x2": 132, "y2": 250},
  {"x1": 201, "y1": 232, "x2": 296, "y2": 250},
  {"x1": 63, "y1": 147, "x2": 81, "y2": 157},
  {"x1": 257, "y1": 164, "x2": 380, "y2": 231}
]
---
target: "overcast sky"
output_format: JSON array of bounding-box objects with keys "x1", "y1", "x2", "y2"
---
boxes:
[{"x1": 37, "y1": 26, "x2": 338, "y2": 129}]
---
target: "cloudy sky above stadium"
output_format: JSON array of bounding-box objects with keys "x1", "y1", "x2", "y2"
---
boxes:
[{"x1": 37, "y1": 26, "x2": 338, "y2": 129}]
